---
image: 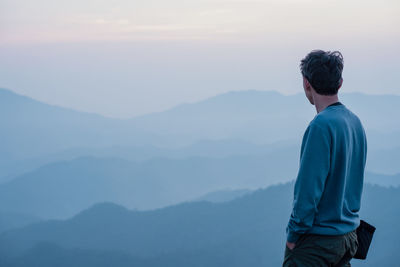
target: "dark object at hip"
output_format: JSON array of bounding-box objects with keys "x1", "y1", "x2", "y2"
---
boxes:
[{"x1": 353, "y1": 220, "x2": 376, "y2": 260}]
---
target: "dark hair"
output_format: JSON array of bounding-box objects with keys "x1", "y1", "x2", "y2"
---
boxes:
[{"x1": 300, "y1": 50, "x2": 344, "y2": 95}]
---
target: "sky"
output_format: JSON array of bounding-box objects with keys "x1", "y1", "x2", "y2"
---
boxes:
[{"x1": 1, "y1": 0, "x2": 399, "y2": 118}]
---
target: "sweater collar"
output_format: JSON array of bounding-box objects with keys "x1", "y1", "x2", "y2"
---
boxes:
[{"x1": 326, "y1": 101, "x2": 343, "y2": 108}]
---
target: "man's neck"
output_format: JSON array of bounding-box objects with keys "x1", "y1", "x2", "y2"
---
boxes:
[{"x1": 313, "y1": 94, "x2": 339, "y2": 114}]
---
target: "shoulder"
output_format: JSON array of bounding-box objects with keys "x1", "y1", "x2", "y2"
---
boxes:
[
  {"x1": 308, "y1": 113, "x2": 330, "y2": 134},
  {"x1": 304, "y1": 118, "x2": 330, "y2": 142}
]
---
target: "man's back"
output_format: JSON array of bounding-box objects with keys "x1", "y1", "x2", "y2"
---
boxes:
[
  {"x1": 306, "y1": 102, "x2": 367, "y2": 235},
  {"x1": 286, "y1": 102, "x2": 367, "y2": 242}
]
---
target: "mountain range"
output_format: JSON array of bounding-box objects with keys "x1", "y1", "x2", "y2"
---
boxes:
[
  {"x1": 0, "y1": 151, "x2": 397, "y2": 219},
  {"x1": 1, "y1": 87, "x2": 399, "y2": 266},
  {"x1": 0, "y1": 182, "x2": 397, "y2": 267},
  {"x1": 1, "y1": 87, "x2": 399, "y2": 220},
  {"x1": 2, "y1": 87, "x2": 400, "y2": 182}
]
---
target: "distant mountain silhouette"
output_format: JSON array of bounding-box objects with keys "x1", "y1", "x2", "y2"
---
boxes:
[
  {"x1": 2, "y1": 87, "x2": 400, "y2": 182},
  {"x1": 0, "y1": 137, "x2": 297, "y2": 184},
  {"x1": 0, "y1": 150, "x2": 299, "y2": 218},
  {"x1": 365, "y1": 147, "x2": 400, "y2": 175},
  {"x1": 364, "y1": 172, "x2": 400, "y2": 187},
  {"x1": 0, "y1": 182, "x2": 397, "y2": 266},
  {"x1": 0, "y1": 149, "x2": 397, "y2": 219},
  {"x1": 191, "y1": 188, "x2": 253, "y2": 203},
  {"x1": 128, "y1": 90, "x2": 400, "y2": 147},
  {"x1": 0, "y1": 88, "x2": 156, "y2": 182},
  {"x1": 0, "y1": 211, "x2": 40, "y2": 234}
]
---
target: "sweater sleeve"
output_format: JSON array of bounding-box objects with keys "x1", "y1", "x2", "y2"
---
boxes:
[{"x1": 286, "y1": 122, "x2": 331, "y2": 243}]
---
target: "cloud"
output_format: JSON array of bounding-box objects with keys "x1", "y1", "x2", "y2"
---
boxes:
[{"x1": 1, "y1": 0, "x2": 399, "y2": 44}]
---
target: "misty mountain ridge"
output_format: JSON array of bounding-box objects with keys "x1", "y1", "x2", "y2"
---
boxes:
[
  {"x1": 3, "y1": 87, "x2": 400, "y2": 153},
  {"x1": 191, "y1": 188, "x2": 253, "y2": 203},
  {"x1": 0, "y1": 152, "x2": 397, "y2": 220},
  {"x1": 0, "y1": 182, "x2": 397, "y2": 267},
  {"x1": 0, "y1": 152, "x2": 299, "y2": 218},
  {"x1": 1, "y1": 87, "x2": 399, "y2": 222},
  {"x1": 0, "y1": 137, "x2": 297, "y2": 184},
  {"x1": 0, "y1": 211, "x2": 40, "y2": 234},
  {"x1": 2, "y1": 87, "x2": 400, "y2": 183}
]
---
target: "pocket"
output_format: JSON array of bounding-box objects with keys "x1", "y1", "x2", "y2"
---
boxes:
[
  {"x1": 288, "y1": 234, "x2": 310, "y2": 252},
  {"x1": 285, "y1": 243, "x2": 296, "y2": 258},
  {"x1": 285, "y1": 243, "x2": 294, "y2": 252},
  {"x1": 312, "y1": 235, "x2": 344, "y2": 251}
]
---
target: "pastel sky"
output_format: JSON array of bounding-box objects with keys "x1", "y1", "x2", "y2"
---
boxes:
[{"x1": 1, "y1": 0, "x2": 399, "y2": 117}]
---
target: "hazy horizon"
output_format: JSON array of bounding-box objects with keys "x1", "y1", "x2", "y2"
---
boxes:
[
  {"x1": 1, "y1": 0, "x2": 399, "y2": 118},
  {"x1": 2, "y1": 86, "x2": 400, "y2": 119}
]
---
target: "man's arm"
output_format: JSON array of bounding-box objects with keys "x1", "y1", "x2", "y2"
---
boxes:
[{"x1": 286, "y1": 122, "x2": 331, "y2": 244}]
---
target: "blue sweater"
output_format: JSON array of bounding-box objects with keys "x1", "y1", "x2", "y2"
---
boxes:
[{"x1": 286, "y1": 102, "x2": 367, "y2": 243}]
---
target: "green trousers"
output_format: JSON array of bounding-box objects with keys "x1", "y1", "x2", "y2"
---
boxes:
[{"x1": 282, "y1": 230, "x2": 358, "y2": 267}]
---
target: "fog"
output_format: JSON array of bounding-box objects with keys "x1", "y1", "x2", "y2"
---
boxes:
[{"x1": 0, "y1": 1, "x2": 399, "y2": 266}]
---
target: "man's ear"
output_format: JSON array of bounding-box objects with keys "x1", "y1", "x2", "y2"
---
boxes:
[
  {"x1": 303, "y1": 77, "x2": 311, "y2": 91},
  {"x1": 338, "y1": 78, "x2": 343, "y2": 90}
]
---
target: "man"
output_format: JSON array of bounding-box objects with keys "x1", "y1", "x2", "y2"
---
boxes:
[{"x1": 283, "y1": 50, "x2": 367, "y2": 267}]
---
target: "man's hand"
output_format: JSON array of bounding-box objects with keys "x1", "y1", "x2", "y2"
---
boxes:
[{"x1": 286, "y1": 241, "x2": 296, "y2": 250}]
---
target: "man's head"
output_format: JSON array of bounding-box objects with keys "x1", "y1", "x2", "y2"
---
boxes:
[{"x1": 300, "y1": 50, "x2": 344, "y2": 97}]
